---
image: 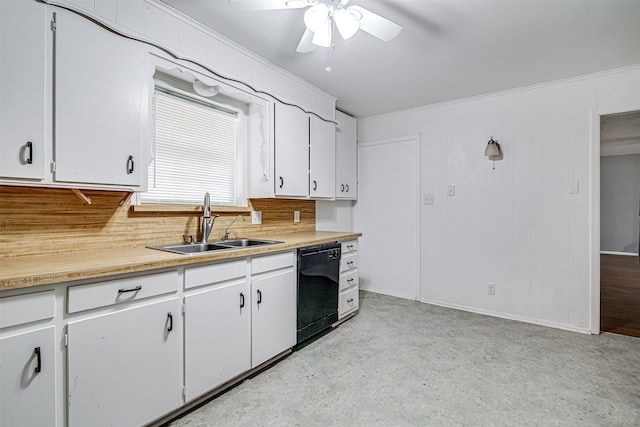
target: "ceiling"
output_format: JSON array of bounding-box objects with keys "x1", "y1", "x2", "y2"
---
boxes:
[{"x1": 160, "y1": 0, "x2": 640, "y2": 118}]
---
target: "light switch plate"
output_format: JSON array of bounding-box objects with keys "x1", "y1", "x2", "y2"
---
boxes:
[
  {"x1": 294, "y1": 211, "x2": 300, "y2": 223},
  {"x1": 447, "y1": 185, "x2": 456, "y2": 196},
  {"x1": 423, "y1": 194, "x2": 435, "y2": 205},
  {"x1": 251, "y1": 211, "x2": 262, "y2": 225}
]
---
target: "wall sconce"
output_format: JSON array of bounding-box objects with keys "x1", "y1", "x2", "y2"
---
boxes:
[{"x1": 484, "y1": 136, "x2": 502, "y2": 169}]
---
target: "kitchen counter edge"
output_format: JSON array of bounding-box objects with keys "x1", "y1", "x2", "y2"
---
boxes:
[{"x1": 0, "y1": 231, "x2": 362, "y2": 291}]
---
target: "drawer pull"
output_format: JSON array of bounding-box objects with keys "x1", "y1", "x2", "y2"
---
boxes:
[
  {"x1": 240, "y1": 292, "x2": 245, "y2": 308},
  {"x1": 34, "y1": 347, "x2": 42, "y2": 374},
  {"x1": 346, "y1": 184, "x2": 349, "y2": 192},
  {"x1": 347, "y1": 261, "x2": 354, "y2": 266},
  {"x1": 346, "y1": 245, "x2": 354, "y2": 250},
  {"x1": 347, "y1": 278, "x2": 355, "y2": 283},
  {"x1": 347, "y1": 298, "x2": 354, "y2": 303},
  {"x1": 167, "y1": 312, "x2": 173, "y2": 332},
  {"x1": 341, "y1": 184, "x2": 345, "y2": 192},
  {"x1": 26, "y1": 141, "x2": 33, "y2": 164},
  {"x1": 118, "y1": 285, "x2": 142, "y2": 294}
]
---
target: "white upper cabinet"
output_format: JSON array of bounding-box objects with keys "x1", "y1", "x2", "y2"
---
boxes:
[
  {"x1": 272, "y1": 103, "x2": 336, "y2": 199},
  {"x1": 274, "y1": 103, "x2": 309, "y2": 197},
  {"x1": 309, "y1": 115, "x2": 336, "y2": 199},
  {"x1": 0, "y1": 0, "x2": 48, "y2": 181},
  {"x1": 54, "y1": 8, "x2": 147, "y2": 188},
  {"x1": 335, "y1": 110, "x2": 357, "y2": 200}
]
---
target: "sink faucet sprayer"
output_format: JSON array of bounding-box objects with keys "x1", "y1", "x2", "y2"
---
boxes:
[
  {"x1": 201, "y1": 192, "x2": 219, "y2": 243},
  {"x1": 223, "y1": 215, "x2": 246, "y2": 241}
]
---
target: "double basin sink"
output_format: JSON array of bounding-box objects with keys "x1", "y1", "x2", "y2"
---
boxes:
[{"x1": 149, "y1": 238, "x2": 283, "y2": 255}]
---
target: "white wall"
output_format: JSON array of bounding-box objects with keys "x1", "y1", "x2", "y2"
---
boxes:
[
  {"x1": 600, "y1": 154, "x2": 640, "y2": 253},
  {"x1": 316, "y1": 200, "x2": 354, "y2": 232},
  {"x1": 357, "y1": 65, "x2": 640, "y2": 333}
]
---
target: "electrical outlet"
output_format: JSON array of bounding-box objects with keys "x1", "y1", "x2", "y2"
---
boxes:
[
  {"x1": 488, "y1": 283, "x2": 495, "y2": 295},
  {"x1": 294, "y1": 211, "x2": 300, "y2": 223},
  {"x1": 251, "y1": 211, "x2": 262, "y2": 225},
  {"x1": 423, "y1": 193, "x2": 435, "y2": 205},
  {"x1": 447, "y1": 185, "x2": 456, "y2": 196}
]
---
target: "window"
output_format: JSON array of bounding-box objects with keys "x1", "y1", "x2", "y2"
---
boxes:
[{"x1": 140, "y1": 84, "x2": 245, "y2": 206}]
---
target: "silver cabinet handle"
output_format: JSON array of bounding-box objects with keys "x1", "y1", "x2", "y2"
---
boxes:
[{"x1": 126, "y1": 155, "x2": 135, "y2": 174}]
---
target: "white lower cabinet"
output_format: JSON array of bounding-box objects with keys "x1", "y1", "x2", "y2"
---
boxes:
[
  {"x1": 339, "y1": 239, "x2": 360, "y2": 318},
  {"x1": 184, "y1": 279, "x2": 251, "y2": 401},
  {"x1": 0, "y1": 326, "x2": 56, "y2": 427},
  {"x1": 251, "y1": 268, "x2": 296, "y2": 368},
  {"x1": 66, "y1": 297, "x2": 182, "y2": 427}
]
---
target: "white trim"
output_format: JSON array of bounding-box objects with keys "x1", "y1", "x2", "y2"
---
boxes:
[
  {"x1": 600, "y1": 251, "x2": 638, "y2": 257},
  {"x1": 356, "y1": 134, "x2": 422, "y2": 301},
  {"x1": 419, "y1": 297, "x2": 592, "y2": 335},
  {"x1": 589, "y1": 103, "x2": 640, "y2": 335}
]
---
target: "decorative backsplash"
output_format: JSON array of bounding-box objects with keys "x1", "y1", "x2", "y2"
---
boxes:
[{"x1": 0, "y1": 186, "x2": 315, "y2": 258}]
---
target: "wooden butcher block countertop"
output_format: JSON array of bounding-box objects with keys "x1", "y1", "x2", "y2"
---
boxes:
[{"x1": 0, "y1": 231, "x2": 362, "y2": 291}]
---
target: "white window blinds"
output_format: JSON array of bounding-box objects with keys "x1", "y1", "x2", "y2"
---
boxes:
[{"x1": 141, "y1": 90, "x2": 238, "y2": 205}]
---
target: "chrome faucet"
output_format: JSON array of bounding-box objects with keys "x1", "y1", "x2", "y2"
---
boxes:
[
  {"x1": 223, "y1": 215, "x2": 246, "y2": 241},
  {"x1": 201, "y1": 192, "x2": 219, "y2": 243}
]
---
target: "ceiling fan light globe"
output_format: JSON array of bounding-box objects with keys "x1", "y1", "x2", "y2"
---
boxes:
[
  {"x1": 304, "y1": 3, "x2": 329, "y2": 32},
  {"x1": 311, "y1": 19, "x2": 332, "y2": 47},
  {"x1": 334, "y1": 8, "x2": 360, "y2": 39}
]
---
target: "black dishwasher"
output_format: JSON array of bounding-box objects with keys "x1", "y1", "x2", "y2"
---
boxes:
[{"x1": 297, "y1": 242, "x2": 341, "y2": 343}]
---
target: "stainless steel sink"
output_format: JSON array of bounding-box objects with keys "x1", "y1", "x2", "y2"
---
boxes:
[
  {"x1": 149, "y1": 238, "x2": 283, "y2": 255},
  {"x1": 149, "y1": 243, "x2": 233, "y2": 255},
  {"x1": 215, "y1": 238, "x2": 283, "y2": 247}
]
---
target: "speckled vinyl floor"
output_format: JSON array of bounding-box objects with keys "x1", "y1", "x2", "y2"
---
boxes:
[{"x1": 169, "y1": 291, "x2": 640, "y2": 426}]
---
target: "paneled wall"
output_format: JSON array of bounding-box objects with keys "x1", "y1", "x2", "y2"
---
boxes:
[
  {"x1": 0, "y1": 186, "x2": 315, "y2": 258},
  {"x1": 357, "y1": 65, "x2": 640, "y2": 333}
]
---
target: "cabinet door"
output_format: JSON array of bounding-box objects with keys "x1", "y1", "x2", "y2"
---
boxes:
[
  {"x1": 67, "y1": 298, "x2": 181, "y2": 427},
  {"x1": 0, "y1": 0, "x2": 47, "y2": 180},
  {"x1": 184, "y1": 280, "x2": 251, "y2": 401},
  {"x1": 251, "y1": 269, "x2": 296, "y2": 368},
  {"x1": 54, "y1": 9, "x2": 145, "y2": 187},
  {"x1": 335, "y1": 110, "x2": 357, "y2": 199},
  {"x1": 309, "y1": 116, "x2": 336, "y2": 199},
  {"x1": 274, "y1": 103, "x2": 308, "y2": 197},
  {"x1": 0, "y1": 326, "x2": 56, "y2": 427}
]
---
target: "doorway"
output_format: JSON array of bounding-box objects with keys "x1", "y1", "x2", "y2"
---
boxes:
[
  {"x1": 599, "y1": 110, "x2": 640, "y2": 338},
  {"x1": 354, "y1": 135, "x2": 420, "y2": 300}
]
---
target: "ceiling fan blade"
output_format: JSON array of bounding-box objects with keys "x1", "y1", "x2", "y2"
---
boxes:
[
  {"x1": 348, "y1": 5, "x2": 402, "y2": 42},
  {"x1": 296, "y1": 28, "x2": 317, "y2": 53},
  {"x1": 229, "y1": 0, "x2": 311, "y2": 11}
]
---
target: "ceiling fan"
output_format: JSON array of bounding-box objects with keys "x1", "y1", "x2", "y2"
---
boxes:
[{"x1": 229, "y1": 0, "x2": 403, "y2": 53}]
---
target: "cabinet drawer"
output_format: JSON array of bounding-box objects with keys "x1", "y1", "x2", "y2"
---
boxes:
[
  {"x1": 339, "y1": 287, "x2": 359, "y2": 317},
  {"x1": 185, "y1": 259, "x2": 247, "y2": 290},
  {"x1": 341, "y1": 240, "x2": 358, "y2": 254},
  {"x1": 251, "y1": 251, "x2": 294, "y2": 275},
  {"x1": 340, "y1": 270, "x2": 359, "y2": 291},
  {"x1": 0, "y1": 290, "x2": 55, "y2": 329},
  {"x1": 68, "y1": 271, "x2": 178, "y2": 313},
  {"x1": 340, "y1": 252, "x2": 358, "y2": 273}
]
